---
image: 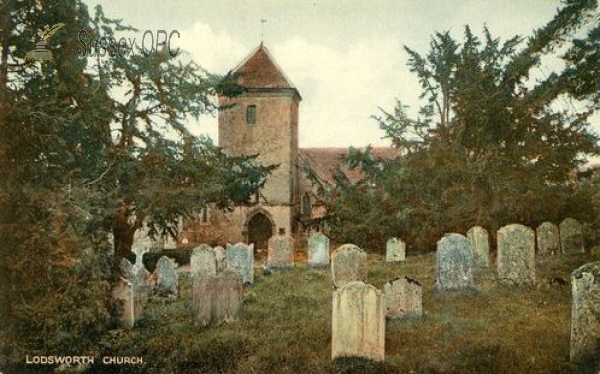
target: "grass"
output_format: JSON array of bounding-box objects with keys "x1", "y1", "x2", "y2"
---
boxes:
[{"x1": 82, "y1": 250, "x2": 600, "y2": 374}]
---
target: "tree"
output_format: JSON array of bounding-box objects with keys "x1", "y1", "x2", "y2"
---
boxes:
[
  {"x1": 535, "y1": 0, "x2": 600, "y2": 104},
  {"x1": 0, "y1": 0, "x2": 117, "y2": 360},
  {"x1": 320, "y1": 1, "x2": 599, "y2": 251},
  {"x1": 74, "y1": 7, "x2": 276, "y2": 265},
  {"x1": 0, "y1": 0, "x2": 273, "y2": 364}
]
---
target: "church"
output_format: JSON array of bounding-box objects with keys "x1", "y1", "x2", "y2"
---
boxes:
[{"x1": 181, "y1": 43, "x2": 397, "y2": 254}]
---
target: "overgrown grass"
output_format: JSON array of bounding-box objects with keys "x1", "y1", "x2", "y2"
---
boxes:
[{"x1": 82, "y1": 251, "x2": 600, "y2": 374}]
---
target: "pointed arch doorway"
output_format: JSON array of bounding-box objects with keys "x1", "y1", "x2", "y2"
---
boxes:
[{"x1": 246, "y1": 211, "x2": 273, "y2": 260}]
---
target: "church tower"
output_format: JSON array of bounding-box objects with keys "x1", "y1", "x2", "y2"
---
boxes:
[{"x1": 218, "y1": 43, "x2": 301, "y2": 252}]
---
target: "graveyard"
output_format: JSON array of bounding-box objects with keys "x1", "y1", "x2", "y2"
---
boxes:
[
  {"x1": 73, "y1": 233, "x2": 599, "y2": 374},
  {"x1": 2, "y1": 2, "x2": 600, "y2": 374}
]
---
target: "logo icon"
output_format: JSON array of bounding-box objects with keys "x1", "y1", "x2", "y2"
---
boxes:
[{"x1": 25, "y1": 23, "x2": 65, "y2": 61}]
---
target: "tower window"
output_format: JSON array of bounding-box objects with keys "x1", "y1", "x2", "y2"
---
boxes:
[
  {"x1": 246, "y1": 105, "x2": 257, "y2": 125},
  {"x1": 301, "y1": 193, "x2": 312, "y2": 216}
]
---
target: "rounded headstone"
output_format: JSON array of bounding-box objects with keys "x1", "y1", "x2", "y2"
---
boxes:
[
  {"x1": 308, "y1": 232, "x2": 330, "y2": 267},
  {"x1": 331, "y1": 244, "x2": 368, "y2": 288},
  {"x1": 560, "y1": 218, "x2": 584, "y2": 254},
  {"x1": 497, "y1": 224, "x2": 535, "y2": 286},
  {"x1": 536, "y1": 222, "x2": 560, "y2": 255},
  {"x1": 466, "y1": 226, "x2": 489, "y2": 268},
  {"x1": 570, "y1": 261, "x2": 600, "y2": 362},
  {"x1": 190, "y1": 244, "x2": 217, "y2": 278},
  {"x1": 435, "y1": 233, "x2": 475, "y2": 291}
]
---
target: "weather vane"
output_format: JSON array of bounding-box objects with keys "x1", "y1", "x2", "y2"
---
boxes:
[{"x1": 260, "y1": 18, "x2": 267, "y2": 43}]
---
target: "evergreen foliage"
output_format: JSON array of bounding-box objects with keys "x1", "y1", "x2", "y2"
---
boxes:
[
  {"x1": 319, "y1": 1, "x2": 600, "y2": 252},
  {"x1": 0, "y1": 0, "x2": 272, "y2": 362}
]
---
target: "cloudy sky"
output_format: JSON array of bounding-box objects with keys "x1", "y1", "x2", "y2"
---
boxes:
[{"x1": 86, "y1": 0, "x2": 599, "y2": 151}]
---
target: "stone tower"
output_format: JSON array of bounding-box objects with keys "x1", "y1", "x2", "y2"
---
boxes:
[{"x1": 217, "y1": 43, "x2": 301, "y2": 253}]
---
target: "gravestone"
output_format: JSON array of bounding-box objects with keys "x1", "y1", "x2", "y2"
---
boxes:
[
  {"x1": 156, "y1": 256, "x2": 178, "y2": 299},
  {"x1": 385, "y1": 238, "x2": 406, "y2": 263},
  {"x1": 466, "y1": 226, "x2": 489, "y2": 268},
  {"x1": 119, "y1": 258, "x2": 135, "y2": 281},
  {"x1": 560, "y1": 218, "x2": 584, "y2": 254},
  {"x1": 383, "y1": 277, "x2": 422, "y2": 320},
  {"x1": 266, "y1": 228, "x2": 295, "y2": 269},
  {"x1": 331, "y1": 244, "x2": 368, "y2": 288},
  {"x1": 226, "y1": 242, "x2": 254, "y2": 284},
  {"x1": 536, "y1": 222, "x2": 560, "y2": 255},
  {"x1": 211, "y1": 270, "x2": 243, "y2": 324},
  {"x1": 192, "y1": 270, "x2": 243, "y2": 327},
  {"x1": 570, "y1": 262, "x2": 600, "y2": 362},
  {"x1": 497, "y1": 224, "x2": 535, "y2": 286},
  {"x1": 435, "y1": 233, "x2": 475, "y2": 291},
  {"x1": 135, "y1": 266, "x2": 151, "y2": 287},
  {"x1": 190, "y1": 244, "x2": 217, "y2": 278},
  {"x1": 131, "y1": 245, "x2": 149, "y2": 273},
  {"x1": 213, "y1": 246, "x2": 226, "y2": 272},
  {"x1": 112, "y1": 277, "x2": 134, "y2": 329},
  {"x1": 134, "y1": 266, "x2": 151, "y2": 319},
  {"x1": 192, "y1": 274, "x2": 212, "y2": 326},
  {"x1": 308, "y1": 232, "x2": 330, "y2": 267},
  {"x1": 331, "y1": 281, "x2": 385, "y2": 362}
]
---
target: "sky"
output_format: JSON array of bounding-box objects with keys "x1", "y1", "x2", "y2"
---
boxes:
[{"x1": 86, "y1": 0, "x2": 599, "y2": 155}]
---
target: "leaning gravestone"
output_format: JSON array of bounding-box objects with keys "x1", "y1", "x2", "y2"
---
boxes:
[
  {"x1": 156, "y1": 256, "x2": 179, "y2": 299},
  {"x1": 435, "y1": 234, "x2": 475, "y2": 291},
  {"x1": 570, "y1": 261, "x2": 600, "y2": 362},
  {"x1": 213, "y1": 246, "x2": 227, "y2": 272},
  {"x1": 331, "y1": 244, "x2": 368, "y2": 288},
  {"x1": 112, "y1": 277, "x2": 135, "y2": 329},
  {"x1": 536, "y1": 222, "x2": 560, "y2": 255},
  {"x1": 383, "y1": 277, "x2": 422, "y2": 320},
  {"x1": 466, "y1": 226, "x2": 489, "y2": 268},
  {"x1": 190, "y1": 244, "x2": 217, "y2": 278},
  {"x1": 560, "y1": 218, "x2": 584, "y2": 254},
  {"x1": 331, "y1": 281, "x2": 385, "y2": 362},
  {"x1": 497, "y1": 224, "x2": 535, "y2": 286},
  {"x1": 119, "y1": 258, "x2": 135, "y2": 281},
  {"x1": 226, "y1": 243, "x2": 254, "y2": 284},
  {"x1": 385, "y1": 238, "x2": 406, "y2": 263},
  {"x1": 266, "y1": 229, "x2": 295, "y2": 269},
  {"x1": 308, "y1": 232, "x2": 330, "y2": 267},
  {"x1": 192, "y1": 270, "x2": 243, "y2": 327}
]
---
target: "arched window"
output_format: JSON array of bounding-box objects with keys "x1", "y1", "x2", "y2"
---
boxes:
[{"x1": 301, "y1": 192, "x2": 312, "y2": 216}]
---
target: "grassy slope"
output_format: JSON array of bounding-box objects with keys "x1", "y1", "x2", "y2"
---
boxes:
[{"x1": 87, "y1": 250, "x2": 600, "y2": 374}]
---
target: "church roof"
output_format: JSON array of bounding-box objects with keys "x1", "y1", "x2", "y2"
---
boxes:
[
  {"x1": 299, "y1": 147, "x2": 400, "y2": 186},
  {"x1": 230, "y1": 43, "x2": 301, "y2": 98}
]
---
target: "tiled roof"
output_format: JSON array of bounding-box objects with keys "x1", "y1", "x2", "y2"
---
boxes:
[
  {"x1": 299, "y1": 147, "x2": 400, "y2": 186},
  {"x1": 231, "y1": 43, "x2": 299, "y2": 96}
]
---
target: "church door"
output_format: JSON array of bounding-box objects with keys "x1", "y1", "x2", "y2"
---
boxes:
[{"x1": 247, "y1": 213, "x2": 273, "y2": 259}]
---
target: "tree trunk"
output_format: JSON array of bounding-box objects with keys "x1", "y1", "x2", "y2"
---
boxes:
[{"x1": 111, "y1": 207, "x2": 145, "y2": 272}]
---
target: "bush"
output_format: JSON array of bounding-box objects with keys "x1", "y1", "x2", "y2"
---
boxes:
[
  {"x1": 0, "y1": 195, "x2": 113, "y2": 369},
  {"x1": 143, "y1": 248, "x2": 191, "y2": 272}
]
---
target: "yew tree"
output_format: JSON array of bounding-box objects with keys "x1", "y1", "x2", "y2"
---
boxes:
[
  {"x1": 323, "y1": 0, "x2": 599, "y2": 250},
  {"x1": 0, "y1": 0, "x2": 272, "y2": 360}
]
